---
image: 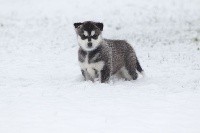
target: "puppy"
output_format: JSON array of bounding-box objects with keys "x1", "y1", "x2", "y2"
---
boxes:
[{"x1": 74, "y1": 21, "x2": 144, "y2": 83}]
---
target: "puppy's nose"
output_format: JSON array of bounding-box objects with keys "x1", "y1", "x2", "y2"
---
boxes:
[{"x1": 88, "y1": 42, "x2": 92, "y2": 47}]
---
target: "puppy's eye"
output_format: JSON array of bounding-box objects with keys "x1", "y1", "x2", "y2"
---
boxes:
[
  {"x1": 82, "y1": 35, "x2": 87, "y2": 39},
  {"x1": 92, "y1": 35, "x2": 98, "y2": 39}
]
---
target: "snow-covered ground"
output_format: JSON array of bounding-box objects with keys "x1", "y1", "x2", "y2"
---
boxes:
[{"x1": 0, "y1": 0, "x2": 200, "y2": 132}]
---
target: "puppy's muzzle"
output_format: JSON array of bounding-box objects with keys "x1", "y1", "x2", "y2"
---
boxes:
[{"x1": 87, "y1": 42, "x2": 92, "y2": 48}]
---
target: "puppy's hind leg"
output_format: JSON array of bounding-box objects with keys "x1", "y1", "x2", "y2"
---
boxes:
[{"x1": 125, "y1": 54, "x2": 138, "y2": 80}]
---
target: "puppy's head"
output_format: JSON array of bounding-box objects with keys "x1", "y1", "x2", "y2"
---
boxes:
[{"x1": 74, "y1": 21, "x2": 103, "y2": 51}]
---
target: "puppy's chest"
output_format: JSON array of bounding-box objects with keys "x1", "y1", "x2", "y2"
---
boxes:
[{"x1": 79, "y1": 52, "x2": 105, "y2": 73}]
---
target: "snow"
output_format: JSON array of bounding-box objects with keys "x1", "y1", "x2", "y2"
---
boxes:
[{"x1": 0, "y1": 0, "x2": 200, "y2": 132}]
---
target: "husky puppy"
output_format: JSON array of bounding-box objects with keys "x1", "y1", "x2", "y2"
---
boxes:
[{"x1": 74, "y1": 21, "x2": 144, "y2": 83}]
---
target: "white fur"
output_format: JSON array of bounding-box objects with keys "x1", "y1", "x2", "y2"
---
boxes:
[
  {"x1": 77, "y1": 35, "x2": 102, "y2": 51},
  {"x1": 120, "y1": 67, "x2": 132, "y2": 80},
  {"x1": 83, "y1": 31, "x2": 88, "y2": 36},
  {"x1": 79, "y1": 53, "x2": 105, "y2": 79},
  {"x1": 140, "y1": 71, "x2": 146, "y2": 77},
  {"x1": 91, "y1": 30, "x2": 95, "y2": 36},
  {"x1": 77, "y1": 35, "x2": 88, "y2": 48},
  {"x1": 91, "y1": 35, "x2": 102, "y2": 49}
]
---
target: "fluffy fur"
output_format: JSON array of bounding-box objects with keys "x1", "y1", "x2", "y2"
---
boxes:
[{"x1": 74, "y1": 21, "x2": 144, "y2": 83}]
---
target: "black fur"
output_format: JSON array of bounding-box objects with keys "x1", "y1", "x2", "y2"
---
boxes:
[
  {"x1": 75, "y1": 21, "x2": 102, "y2": 40},
  {"x1": 74, "y1": 23, "x2": 82, "y2": 28},
  {"x1": 101, "y1": 65, "x2": 110, "y2": 83},
  {"x1": 95, "y1": 23, "x2": 103, "y2": 31},
  {"x1": 136, "y1": 58, "x2": 143, "y2": 73},
  {"x1": 88, "y1": 46, "x2": 102, "y2": 63}
]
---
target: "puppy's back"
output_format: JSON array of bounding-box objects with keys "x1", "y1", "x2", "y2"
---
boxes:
[{"x1": 101, "y1": 39, "x2": 137, "y2": 74}]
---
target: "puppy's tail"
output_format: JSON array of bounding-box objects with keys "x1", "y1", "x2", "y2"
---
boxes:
[{"x1": 136, "y1": 58, "x2": 145, "y2": 77}]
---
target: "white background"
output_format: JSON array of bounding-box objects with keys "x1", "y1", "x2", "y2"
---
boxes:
[{"x1": 0, "y1": 0, "x2": 200, "y2": 132}]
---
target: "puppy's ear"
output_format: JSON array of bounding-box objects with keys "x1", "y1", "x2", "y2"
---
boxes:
[
  {"x1": 95, "y1": 22, "x2": 103, "y2": 31},
  {"x1": 74, "y1": 23, "x2": 82, "y2": 28}
]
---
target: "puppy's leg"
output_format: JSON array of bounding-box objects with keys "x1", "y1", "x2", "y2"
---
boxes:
[
  {"x1": 81, "y1": 69, "x2": 93, "y2": 81},
  {"x1": 120, "y1": 67, "x2": 132, "y2": 80},
  {"x1": 81, "y1": 69, "x2": 86, "y2": 80},
  {"x1": 100, "y1": 65, "x2": 110, "y2": 83},
  {"x1": 125, "y1": 54, "x2": 138, "y2": 80}
]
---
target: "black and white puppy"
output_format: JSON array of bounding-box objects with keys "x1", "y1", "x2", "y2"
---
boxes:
[{"x1": 74, "y1": 21, "x2": 144, "y2": 83}]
